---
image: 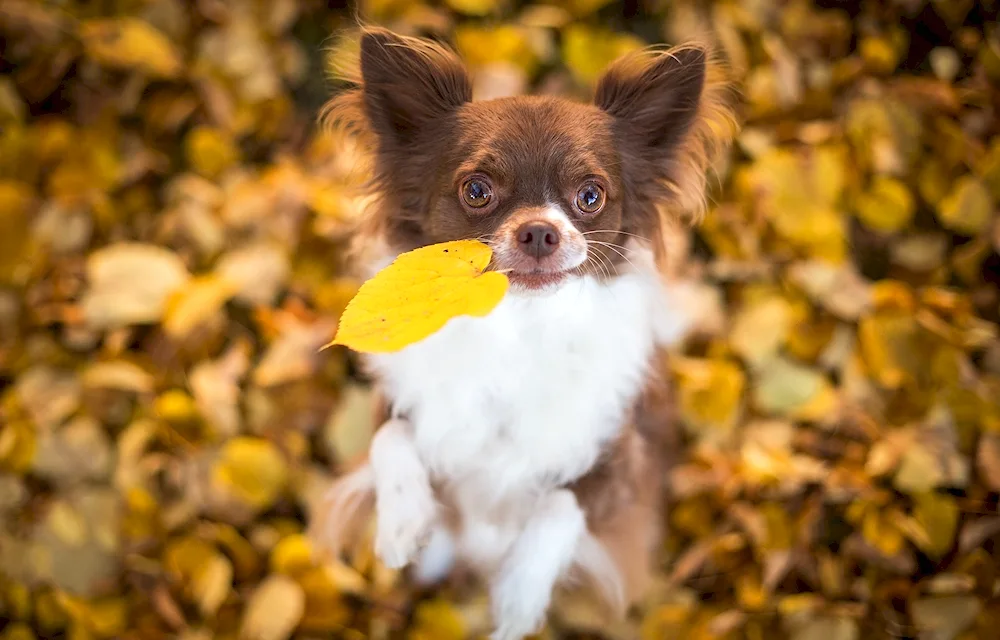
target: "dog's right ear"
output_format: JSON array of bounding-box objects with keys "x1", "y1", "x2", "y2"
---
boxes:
[{"x1": 360, "y1": 28, "x2": 471, "y2": 147}]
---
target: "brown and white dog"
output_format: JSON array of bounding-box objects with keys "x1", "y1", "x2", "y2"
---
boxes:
[{"x1": 311, "y1": 27, "x2": 736, "y2": 640}]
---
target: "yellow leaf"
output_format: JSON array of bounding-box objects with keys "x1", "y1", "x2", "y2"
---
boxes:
[
  {"x1": 212, "y1": 437, "x2": 289, "y2": 510},
  {"x1": 408, "y1": 598, "x2": 466, "y2": 640},
  {"x1": 736, "y1": 573, "x2": 768, "y2": 611},
  {"x1": 271, "y1": 534, "x2": 314, "y2": 576},
  {"x1": 977, "y1": 139, "x2": 1000, "y2": 200},
  {"x1": 163, "y1": 536, "x2": 232, "y2": 615},
  {"x1": 563, "y1": 25, "x2": 645, "y2": 86},
  {"x1": 911, "y1": 492, "x2": 958, "y2": 558},
  {"x1": 895, "y1": 444, "x2": 945, "y2": 493},
  {"x1": 240, "y1": 575, "x2": 305, "y2": 640},
  {"x1": 164, "y1": 536, "x2": 218, "y2": 581},
  {"x1": 185, "y1": 127, "x2": 240, "y2": 179},
  {"x1": 193, "y1": 553, "x2": 233, "y2": 617},
  {"x1": 672, "y1": 358, "x2": 745, "y2": 438},
  {"x1": 0, "y1": 180, "x2": 34, "y2": 281},
  {"x1": 748, "y1": 147, "x2": 848, "y2": 262},
  {"x1": 729, "y1": 296, "x2": 791, "y2": 365},
  {"x1": 858, "y1": 312, "x2": 921, "y2": 389},
  {"x1": 329, "y1": 240, "x2": 509, "y2": 353},
  {"x1": 642, "y1": 603, "x2": 693, "y2": 640},
  {"x1": 0, "y1": 420, "x2": 36, "y2": 473},
  {"x1": 81, "y1": 243, "x2": 191, "y2": 329},
  {"x1": 79, "y1": 18, "x2": 183, "y2": 79},
  {"x1": 753, "y1": 357, "x2": 836, "y2": 421},
  {"x1": 444, "y1": 0, "x2": 498, "y2": 16},
  {"x1": 325, "y1": 383, "x2": 376, "y2": 461},
  {"x1": 454, "y1": 25, "x2": 538, "y2": 73},
  {"x1": 297, "y1": 567, "x2": 351, "y2": 631},
  {"x1": 937, "y1": 176, "x2": 993, "y2": 235},
  {"x1": 46, "y1": 501, "x2": 88, "y2": 547},
  {"x1": 154, "y1": 389, "x2": 199, "y2": 423},
  {"x1": 854, "y1": 176, "x2": 914, "y2": 233},
  {"x1": 57, "y1": 595, "x2": 127, "y2": 638},
  {"x1": 163, "y1": 275, "x2": 238, "y2": 338},
  {"x1": 861, "y1": 509, "x2": 905, "y2": 556},
  {"x1": 1, "y1": 622, "x2": 34, "y2": 640}
]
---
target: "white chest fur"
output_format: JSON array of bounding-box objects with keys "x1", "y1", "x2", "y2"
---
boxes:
[
  {"x1": 369, "y1": 266, "x2": 675, "y2": 483},
  {"x1": 365, "y1": 250, "x2": 686, "y2": 570}
]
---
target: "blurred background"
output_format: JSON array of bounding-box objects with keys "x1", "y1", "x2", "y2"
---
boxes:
[{"x1": 2, "y1": 1, "x2": 1000, "y2": 639}]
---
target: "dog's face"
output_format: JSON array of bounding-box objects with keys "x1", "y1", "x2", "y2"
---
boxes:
[{"x1": 356, "y1": 29, "x2": 706, "y2": 291}]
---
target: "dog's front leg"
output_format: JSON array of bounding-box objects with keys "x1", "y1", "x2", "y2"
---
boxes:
[
  {"x1": 490, "y1": 489, "x2": 587, "y2": 640},
  {"x1": 370, "y1": 418, "x2": 437, "y2": 569}
]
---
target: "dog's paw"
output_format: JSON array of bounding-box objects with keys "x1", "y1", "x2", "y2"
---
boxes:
[
  {"x1": 489, "y1": 566, "x2": 552, "y2": 640},
  {"x1": 374, "y1": 475, "x2": 437, "y2": 569}
]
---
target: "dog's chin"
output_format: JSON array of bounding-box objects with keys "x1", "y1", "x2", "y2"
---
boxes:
[{"x1": 507, "y1": 270, "x2": 570, "y2": 294}]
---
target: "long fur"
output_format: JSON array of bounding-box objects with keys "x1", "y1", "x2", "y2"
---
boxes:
[
  {"x1": 310, "y1": 26, "x2": 739, "y2": 637},
  {"x1": 320, "y1": 30, "x2": 738, "y2": 278}
]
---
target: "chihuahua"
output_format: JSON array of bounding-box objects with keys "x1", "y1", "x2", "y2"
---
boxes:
[{"x1": 311, "y1": 27, "x2": 735, "y2": 640}]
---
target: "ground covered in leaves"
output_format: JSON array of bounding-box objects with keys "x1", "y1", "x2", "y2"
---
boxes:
[{"x1": 2, "y1": 0, "x2": 1000, "y2": 639}]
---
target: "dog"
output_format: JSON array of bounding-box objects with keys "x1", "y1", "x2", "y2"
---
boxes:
[{"x1": 310, "y1": 26, "x2": 736, "y2": 640}]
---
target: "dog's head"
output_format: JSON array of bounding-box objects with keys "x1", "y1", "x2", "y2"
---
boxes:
[{"x1": 328, "y1": 28, "x2": 733, "y2": 291}]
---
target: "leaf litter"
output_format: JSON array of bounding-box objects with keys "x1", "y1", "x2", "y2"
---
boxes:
[{"x1": 1, "y1": 0, "x2": 999, "y2": 639}]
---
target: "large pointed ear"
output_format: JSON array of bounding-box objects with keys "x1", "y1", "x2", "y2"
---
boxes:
[
  {"x1": 359, "y1": 28, "x2": 471, "y2": 147},
  {"x1": 594, "y1": 47, "x2": 706, "y2": 161}
]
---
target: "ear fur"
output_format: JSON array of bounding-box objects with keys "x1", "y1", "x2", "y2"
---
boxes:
[
  {"x1": 358, "y1": 28, "x2": 471, "y2": 147},
  {"x1": 594, "y1": 44, "x2": 738, "y2": 273},
  {"x1": 319, "y1": 28, "x2": 473, "y2": 270},
  {"x1": 596, "y1": 47, "x2": 707, "y2": 158}
]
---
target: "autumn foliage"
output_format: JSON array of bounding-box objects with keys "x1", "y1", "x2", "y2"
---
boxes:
[{"x1": 1, "y1": 1, "x2": 1000, "y2": 639}]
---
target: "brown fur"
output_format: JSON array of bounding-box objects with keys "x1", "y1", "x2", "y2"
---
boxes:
[
  {"x1": 312, "y1": 26, "x2": 737, "y2": 615},
  {"x1": 321, "y1": 28, "x2": 737, "y2": 277}
]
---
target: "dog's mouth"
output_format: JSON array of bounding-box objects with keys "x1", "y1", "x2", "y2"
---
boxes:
[{"x1": 506, "y1": 269, "x2": 568, "y2": 291}]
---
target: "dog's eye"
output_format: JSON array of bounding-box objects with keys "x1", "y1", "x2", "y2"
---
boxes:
[
  {"x1": 575, "y1": 183, "x2": 606, "y2": 215},
  {"x1": 461, "y1": 178, "x2": 493, "y2": 209}
]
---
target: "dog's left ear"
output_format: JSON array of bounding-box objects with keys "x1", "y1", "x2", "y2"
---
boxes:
[{"x1": 594, "y1": 47, "x2": 706, "y2": 161}]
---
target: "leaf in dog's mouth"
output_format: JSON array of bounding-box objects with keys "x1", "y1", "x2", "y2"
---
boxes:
[{"x1": 326, "y1": 240, "x2": 509, "y2": 353}]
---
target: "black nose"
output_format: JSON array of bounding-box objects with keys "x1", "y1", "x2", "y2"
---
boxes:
[{"x1": 516, "y1": 222, "x2": 560, "y2": 258}]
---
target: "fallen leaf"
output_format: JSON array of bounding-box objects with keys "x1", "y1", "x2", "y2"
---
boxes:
[
  {"x1": 937, "y1": 176, "x2": 993, "y2": 235},
  {"x1": 753, "y1": 357, "x2": 837, "y2": 422},
  {"x1": 163, "y1": 275, "x2": 238, "y2": 337},
  {"x1": 329, "y1": 240, "x2": 509, "y2": 353},
  {"x1": 409, "y1": 597, "x2": 467, "y2": 640},
  {"x1": 444, "y1": 0, "x2": 497, "y2": 16},
  {"x1": 976, "y1": 433, "x2": 1000, "y2": 490},
  {"x1": 189, "y1": 343, "x2": 250, "y2": 437},
  {"x1": 81, "y1": 361, "x2": 155, "y2": 394},
  {"x1": 253, "y1": 317, "x2": 337, "y2": 387},
  {"x1": 562, "y1": 24, "x2": 645, "y2": 86},
  {"x1": 672, "y1": 357, "x2": 745, "y2": 440},
  {"x1": 325, "y1": 383, "x2": 376, "y2": 462},
  {"x1": 185, "y1": 126, "x2": 240, "y2": 179},
  {"x1": 729, "y1": 296, "x2": 791, "y2": 366},
  {"x1": 215, "y1": 242, "x2": 290, "y2": 305},
  {"x1": 240, "y1": 575, "x2": 305, "y2": 640},
  {"x1": 911, "y1": 596, "x2": 980, "y2": 640},
  {"x1": 787, "y1": 260, "x2": 872, "y2": 320},
  {"x1": 854, "y1": 175, "x2": 914, "y2": 233},
  {"x1": 82, "y1": 243, "x2": 191, "y2": 329},
  {"x1": 212, "y1": 437, "x2": 288, "y2": 510},
  {"x1": 79, "y1": 18, "x2": 183, "y2": 78}
]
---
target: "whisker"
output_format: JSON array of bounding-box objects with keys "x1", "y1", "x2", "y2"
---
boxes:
[
  {"x1": 588, "y1": 240, "x2": 640, "y2": 273},
  {"x1": 581, "y1": 230, "x2": 650, "y2": 242},
  {"x1": 591, "y1": 246, "x2": 618, "y2": 279},
  {"x1": 588, "y1": 251, "x2": 611, "y2": 279}
]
